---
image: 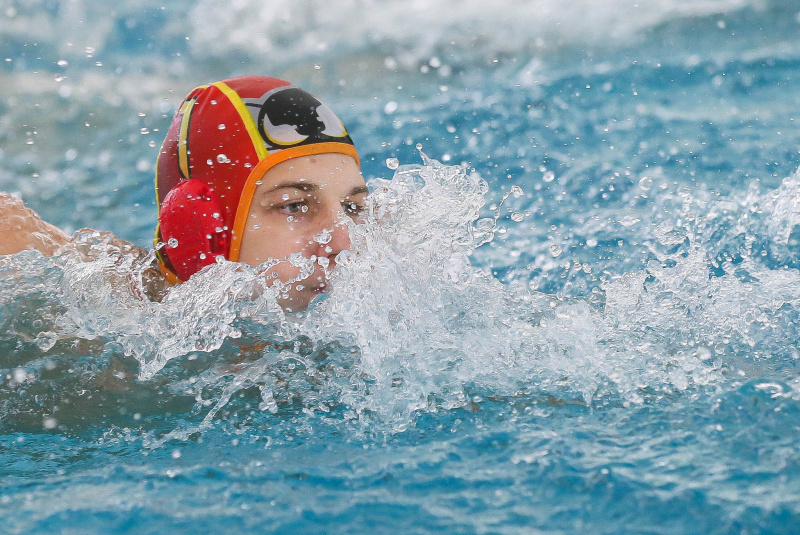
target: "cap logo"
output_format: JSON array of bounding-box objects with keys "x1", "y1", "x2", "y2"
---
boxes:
[{"x1": 242, "y1": 86, "x2": 351, "y2": 152}]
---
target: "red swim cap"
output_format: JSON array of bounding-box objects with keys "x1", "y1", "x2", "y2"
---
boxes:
[{"x1": 154, "y1": 76, "x2": 360, "y2": 282}]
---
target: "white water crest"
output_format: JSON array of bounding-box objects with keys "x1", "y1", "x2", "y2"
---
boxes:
[
  {"x1": 188, "y1": 0, "x2": 761, "y2": 67},
  {"x1": 2, "y1": 0, "x2": 758, "y2": 64},
  {"x1": 153, "y1": 156, "x2": 800, "y2": 439},
  {"x1": 6, "y1": 157, "x2": 800, "y2": 440}
]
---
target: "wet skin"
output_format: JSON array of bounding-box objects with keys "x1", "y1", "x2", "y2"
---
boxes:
[
  {"x1": 237, "y1": 153, "x2": 367, "y2": 312},
  {"x1": 0, "y1": 192, "x2": 70, "y2": 256}
]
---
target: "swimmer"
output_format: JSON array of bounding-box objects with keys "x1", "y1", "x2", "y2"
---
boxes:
[{"x1": 0, "y1": 76, "x2": 368, "y2": 312}]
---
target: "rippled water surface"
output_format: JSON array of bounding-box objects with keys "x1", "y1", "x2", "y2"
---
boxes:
[{"x1": 3, "y1": 1, "x2": 800, "y2": 533}]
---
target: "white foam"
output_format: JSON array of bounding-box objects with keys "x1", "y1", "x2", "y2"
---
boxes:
[
  {"x1": 188, "y1": 0, "x2": 758, "y2": 68},
  {"x1": 5, "y1": 158, "x2": 800, "y2": 438},
  {"x1": 0, "y1": 0, "x2": 760, "y2": 68}
]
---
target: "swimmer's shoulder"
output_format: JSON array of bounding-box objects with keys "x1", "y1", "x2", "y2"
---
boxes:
[
  {"x1": 0, "y1": 191, "x2": 171, "y2": 301},
  {"x1": 0, "y1": 192, "x2": 71, "y2": 256}
]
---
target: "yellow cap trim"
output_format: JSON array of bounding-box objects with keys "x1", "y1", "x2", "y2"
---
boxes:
[
  {"x1": 177, "y1": 97, "x2": 197, "y2": 179},
  {"x1": 211, "y1": 81, "x2": 269, "y2": 161}
]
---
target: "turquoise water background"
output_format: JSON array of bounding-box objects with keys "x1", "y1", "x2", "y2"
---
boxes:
[{"x1": 3, "y1": 1, "x2": 800, "y2": 533}]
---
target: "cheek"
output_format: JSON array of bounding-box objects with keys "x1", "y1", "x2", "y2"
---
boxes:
[
  {"x1": 264, "y1": 261, "x2": 299, "y2": 283},
  {"x1": 246, "y1": 222, "x2": 316, "y2": 260},
  {"x1": 268, "y1": 224, "x2": 314, "y2": 251}
]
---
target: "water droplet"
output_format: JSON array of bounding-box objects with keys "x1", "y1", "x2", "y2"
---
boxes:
[
  {"x1": 171, "y1": 449, "x2": 182, "y2": 459},
  {"x1": 696, "y1": 347, "x2": 712, "y2": 361},
  {"x1": 618, "y1": 216, "x2": 641, "y2": 227},
  {"x1": 511, "y1": 212, "x2": 524, "y2": 222},
  {"x1": 218, "y1": 123, "x2": 226, "y2": 130},
  {"x1": 510, "y1": 185, "x2": 524, "y2": 197},
  {"x1": 384, "y1": 101, "x2": 398, "y2": 114},
  {"x1": 168, "y1": 238, "x2": 179, "y2": 248},
  {"x1": 216, "y1": 153, "x2": 230, "y2": 164},
  {"x1": 543, "y1": 171, "x2": 555, "y2": 183},
  {"x1": 43, "y1": 417, "x2": 58, "y2": 430},
  {"x1": 415, "y1": 143, "x2": 423, "y2": 151},
  {"x1": 548, "y1": 244, "x2": 563, "y2": 257},
  {"x1": 57, "y1": 59, "x2": 68, "y2": 67},
  {"x1": 385, "y1": 158, "x2": 399, "y2": 170},
  {"x1": 35, "y1": 331, "x2": 58, "y2": 352},
  {"x1": 639, "y1": 176, "x2": 654, "y2": 190},
  {"x1": 315, "y1": 229, "x2": 332, "y2": 244},
  {"x1": 13, "y1": 368, "x2": 27, "y2": 384}
]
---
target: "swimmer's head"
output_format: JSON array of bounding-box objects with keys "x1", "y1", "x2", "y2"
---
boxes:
[{"x1": 154, "y1": 76, "x2": 361, "y2": 290}]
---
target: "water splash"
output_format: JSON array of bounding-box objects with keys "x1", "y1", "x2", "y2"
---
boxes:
[{"x1": 4, "y1": 156, "x2": 800, "y2": 441}]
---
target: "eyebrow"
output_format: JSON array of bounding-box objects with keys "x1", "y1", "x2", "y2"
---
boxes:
[
  {"x1": 263, "y1": 182, "x2": 369, "y2": 197},
  {"x1": 264, "y1": 181, "x2": 319, "y2": 194},
  {"x1": 349, "y1": 186, "x2": 369, "y2": 196}
]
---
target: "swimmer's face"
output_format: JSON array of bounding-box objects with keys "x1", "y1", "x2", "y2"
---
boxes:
[{"x1": 238, "y1": 153, "x2": 367, "y2": 312}]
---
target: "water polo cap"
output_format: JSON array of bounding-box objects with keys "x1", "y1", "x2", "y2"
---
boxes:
[{"x1": 154, "y1": 75, "x2": 360, "y2": 282}]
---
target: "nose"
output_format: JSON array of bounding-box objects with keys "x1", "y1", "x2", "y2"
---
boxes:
[{"x1": 314, "y1": 207, "x2": 351, "y2": 264}]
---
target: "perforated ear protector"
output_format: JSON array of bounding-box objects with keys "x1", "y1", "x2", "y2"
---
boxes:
[{"x1": 158, "y1": 178, "x2": 227, "y2": 281}]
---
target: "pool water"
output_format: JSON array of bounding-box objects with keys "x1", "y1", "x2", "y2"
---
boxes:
[{"x1": 3, "y1": 1, "x2": 800, "y2": 533}]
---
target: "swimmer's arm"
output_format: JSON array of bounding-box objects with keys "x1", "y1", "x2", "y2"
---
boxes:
[
  {"x1": 0, "y1": 192, "x2": 71, "y2": 256},
  {"x1": 0, "y1": 192, "x2": 170, "y2": 300},
  {"x1": 0, "y1": 191, "x2": 145, "y2": 259}
]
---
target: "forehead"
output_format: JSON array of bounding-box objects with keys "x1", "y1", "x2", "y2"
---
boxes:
[{"x1": 256, "y1": 153, "x2": 364, "y2": 192}]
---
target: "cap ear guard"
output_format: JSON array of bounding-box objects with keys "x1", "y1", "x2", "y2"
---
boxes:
[{"x1": 158, "y1": 179, "x2": 228, "y2": 281}]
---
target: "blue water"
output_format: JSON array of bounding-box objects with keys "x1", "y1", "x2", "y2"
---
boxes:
[{"x1": 3, "y1": 1, "x2": 800, "y2": 533}]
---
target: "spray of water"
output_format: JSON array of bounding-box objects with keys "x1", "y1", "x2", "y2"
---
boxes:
[{"x1": 4, "y1": 156, "x2": 800, "y2": 441}]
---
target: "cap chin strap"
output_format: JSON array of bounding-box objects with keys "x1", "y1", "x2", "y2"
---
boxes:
[{"x1": 158, "y1": 178, "x2": 228, "y2": 281}]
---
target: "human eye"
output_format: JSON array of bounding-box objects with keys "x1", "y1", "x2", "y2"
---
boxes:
[
  {"x1": 280, "y1": 201, "x2": 308, "y2": 214},
  {"x1": 269, "y1": 190, "x2": 313, "y2": 216},
  {"x1": 342, "y1": 199, "x2": 366, "y2": 217}
]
